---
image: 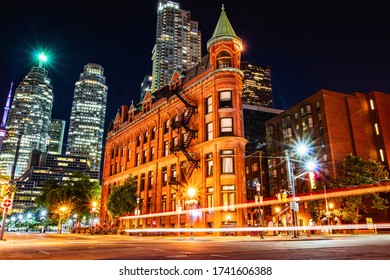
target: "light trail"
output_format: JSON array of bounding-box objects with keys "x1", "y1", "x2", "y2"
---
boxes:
[
  {"x1": 120, "y1": 182, "x2": 390, "y2": 221},
  {"x1": 122, "y1": 223, "x2": 390, "y2": 234}
]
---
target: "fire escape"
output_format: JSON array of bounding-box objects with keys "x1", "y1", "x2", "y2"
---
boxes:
[{"x1": 169, "y1": 87, "x2": 199, "y2": 189}]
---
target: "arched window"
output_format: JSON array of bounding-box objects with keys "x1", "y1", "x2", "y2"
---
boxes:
[
  {"x1": 151, "y1": 126, "x2": 156, "y2": 140},
  {"x1": 144, "y1": 130, "x2": 148, "y2": 144},
  {"x1": 217, "y1": 51, "x2": 231, "y2": 68},
  {"x1": 164, "y1": 119, "x2": 170, "y2": 134}
]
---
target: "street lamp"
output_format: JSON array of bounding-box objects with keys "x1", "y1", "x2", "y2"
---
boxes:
[
  {"x1": 58, "y1": 206, "x2": 67, "y2": 234},
  {"x1": 255, "y1": 182, "x2": 264, "y2": 239},
  {"x1": 26, "y1": 213, "x2": 32, "y2": 232},
  {"x1": 285, "y1": 149, "x2": 299, "y2": 238},
  {"x1": 40, "y1": 210, "x2": 46, "y2": 233},
  {"x1": 90, "y1": 201, "x2": 97, "y2": 235}
]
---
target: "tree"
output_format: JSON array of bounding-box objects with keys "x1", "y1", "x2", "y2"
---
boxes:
[
  {"x1": 36, "y1": 172, "x2": 101, "y2": 223},
  {"x1": 105, "y1": 175, "x2": 137, "y2": 221},
  {"x1": 328, "y1": 154, "x2": 389, "y2": 224}
]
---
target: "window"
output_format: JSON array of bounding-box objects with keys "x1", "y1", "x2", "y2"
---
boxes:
[
  {"x1": 171, "y1": 164, "x2": 177, "y2": 182},
  {"x1": 143, "y1": 130, "x2": 148, "y2": 144},
  {"x1": 221, "y1": 150, "x2": 234, "y2": 173},
  {"x1": 127, "y1": 148, "x2": 131, "y2": 161},
  {"x1": 162, "y1": 166, "x2": 167, "y2": 186},
  {"x1": 150, "y1": 146, "x2": 155, "y2": 161},
  {"x1": 222, "y1": 185, "x2": 236, "y2": 211},
  {"x1": 183, "y1": 110, "x2": 190, "y2": 124},
  {"x1": 207, "y1": 187, "x2": 214, "y2": 213},
  {"x1": 140, "y1": 173, "x2": 145, "y2": 191},
  {"x1": 121, "y1": 147, "x2": 125, "y2": 157},
  {"x1": 180, "y1": 161, "x2": 186, "y2": 181},
  {"x1": 151, "y1": 127, "x2": 156, "y2": 140},
  {"x1": 148, "y1": 171, "x2": 153, "y2": 187},
  {"x1": 142, "y1": 150, "x2": 147, "y2": 164},
  {"x1": 162, "y1": 195, "x2": 167, "y2": 212},
  {"x1": 136, "y1": 135, "x2": 141, "y2": 147},
  {"x1": 171, "y1": 194, "x2": 176, "y2": 211},
  {"x1": 220, "y1": 118, "x2": 233, "y2": 136},
  {"x1": 217, "y1": 51, "x2": 231, "y2": 68},
  {"x1": 206, "y1": 96, "x2": 212, "y2": 114},
  {"x1": 173, "y1": 137, "x2": 179, "y2": 148},
  {"x1": 206, "y1": 122, "x2": 213, "y2": 140},
  {"x1": 136, "y1": 153, "x2": 140, "y2": 166},
  {"x1": 164, "y1": 119, "x2": 170, "y2": 134},
  {"x1": 251, "y1": 162, "x2": 259, "y2": 172},
  {"x1": 164, "y1": 141, "x2": 169, "y2": 156},
  {"x1": 206, "y1": 153, "x2": 213, "y2": 176},
  {"x1": 219, "y1": 91, "x2": 232, "y2": 108}
]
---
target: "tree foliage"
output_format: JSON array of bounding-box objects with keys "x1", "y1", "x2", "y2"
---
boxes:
[
  {"x1": 328, "y1": 154, "x2": 389, "y2": 224},
  {"x1": 105, "y1": 175, "x2": 137, "y2": 220},
  {"x1": 36, "y1": 172, "x2": 101, "y2": 220}
]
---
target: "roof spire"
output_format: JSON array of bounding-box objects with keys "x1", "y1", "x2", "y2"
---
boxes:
[{"x1": 207, "y1": 5, "x2": 242, "y2": 50}]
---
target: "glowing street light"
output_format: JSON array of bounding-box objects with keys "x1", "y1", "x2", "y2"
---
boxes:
[{"x1": 58, "y1": 206, "x2": 67, "y2": 234}]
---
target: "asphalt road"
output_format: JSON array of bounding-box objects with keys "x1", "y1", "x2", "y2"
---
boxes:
[{"x1": 1, "y1": 232, "x2": 390, "y2": 260}]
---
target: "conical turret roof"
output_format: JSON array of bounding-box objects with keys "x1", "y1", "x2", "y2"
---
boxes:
[{"x1": 207, "y1": 4, "x2": 242, "y2": 50}]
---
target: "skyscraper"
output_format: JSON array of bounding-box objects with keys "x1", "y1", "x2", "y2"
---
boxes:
[
  {"x1": 48, "y1": 119, "x2": 65, "y2": 154},
  {"x1": 66, "y1": 63, "x2": 108, "y2": 177},
  {"x1": 0, "y1": 53, "x2": 53, "y2": 178},
  {"x1": 241, "y1": 61, "x2": 273, "y2": 108},
  {"x1": 151, "y1": 0, "x2": 201, "y2": 92},
  {"x1": 0, "y1": 82, "x2": 13, "y2": 151}
]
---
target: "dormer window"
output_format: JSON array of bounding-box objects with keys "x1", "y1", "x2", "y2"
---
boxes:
[{"x1": 217, "y1": 51, "x2": 231, "y2": 68}]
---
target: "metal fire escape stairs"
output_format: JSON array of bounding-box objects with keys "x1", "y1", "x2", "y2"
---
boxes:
[{"x1": 169, "y1": 87, "x2": 199, "y2": 190}]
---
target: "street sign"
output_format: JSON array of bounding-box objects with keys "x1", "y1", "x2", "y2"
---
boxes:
[
  {"x1": 290, "y1": 201, "x2": 299, "y2": 211},
  {"x1": 2, "y1": 198, "x2": 12, "y2": 208}
]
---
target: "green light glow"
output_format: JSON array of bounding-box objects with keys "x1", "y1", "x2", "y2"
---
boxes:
[{"x1": 38, "y1": 52, "x2": 47, "y2": 62}]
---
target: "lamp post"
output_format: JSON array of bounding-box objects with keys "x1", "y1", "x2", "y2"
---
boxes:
[
  {"x1": 285, "y1": 149, "x2": 299, "y2": 238},
  {"x1": 58, "y1": 206, "x2": 67, "y2": 234},
  {"x1": 255, "y1": 182, "x2": 264, "y2": 239},
  {"x1": 40, "y1": 210, "x2": 46, "y2": 233},
  {"x1": 90, "y1": 201, "x2": 97, "y2": 235}
]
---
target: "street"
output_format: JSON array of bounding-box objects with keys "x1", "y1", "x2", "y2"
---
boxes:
[{"x1": 1, "y1": 232, "x2": 390, "y2": 260}]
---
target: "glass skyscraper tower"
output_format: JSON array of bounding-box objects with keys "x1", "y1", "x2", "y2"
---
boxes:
[
  {"x1": 151, "y1": 0, "x2": 201, "y2": 91},
  {"x1": 0, "y1": 53, "x2": 53, "y2": 178},
  {"x1": 66, "y1": 63, "x2": 107, "y2": 177}
]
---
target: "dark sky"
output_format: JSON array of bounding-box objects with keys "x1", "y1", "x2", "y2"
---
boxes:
[{"x1": 1, "y1": 1, "x2": 389, "y2": 140}]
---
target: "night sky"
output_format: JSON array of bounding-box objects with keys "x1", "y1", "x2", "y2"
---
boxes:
[{"x1": 1, "y1": 1, "x2": 389, "y2": 143}]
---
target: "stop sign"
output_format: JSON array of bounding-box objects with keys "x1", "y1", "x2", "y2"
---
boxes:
[{"x1": 2, "y1": 199, "x2": 12, "y2": 208}]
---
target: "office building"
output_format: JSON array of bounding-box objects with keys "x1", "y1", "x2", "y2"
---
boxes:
[
  {"x1": 0, "y1": 82, "x2": 13, "y2": 151},
  {"x1": 66, "y1": 63, "x2": 108, "y2": 178},
  {"x1": 0, "y1": 53, "x2": 53, "y2": 178},
  {"x1": 102, "y1": 6, "x2": 247, "y2": 234},
  {"x1": 265, "y1": 89, "x2": 390, "y2": 197},
  {"x1": 151, "y1": 0, "x2": 201, "y2": 91},
  {"x1": 241, "y1": 61, "x2": 273, "y2": 108},
  {"x1": 48, "y1": 119, "x2": 65, "y2": 154},
  {"x1": 12, "y1": 151, "x2": 99, "y2": 213},
  {"x1": 243, "y1": 104, "x2": 282, "y2": 155},
  {"x1": 140, "y1": 75, "x2": 153, "y2": 101}
]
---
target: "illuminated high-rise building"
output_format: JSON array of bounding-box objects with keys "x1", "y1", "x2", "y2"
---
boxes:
[
  {"x1": 0, "y1": 82, "x2": 13, "y2": 151},
  {"x1": 140, "y1": 75, "x2": 153, "y2": 101},
  {"x1": 66, "y1": 63, "x2": 108, "y2": 177},
  {"x1": 0, "y1": 53, "x2": 53, "y2": 178},
  {"x1": 241, "y1": 61, "x2": 273, "y2": 108},
  {"x1": 151, "y1": 0, "x2": 201, "y2": 92},
  {"x1": 48, "y1": 119, "x2": 65, "y2": 154}
]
